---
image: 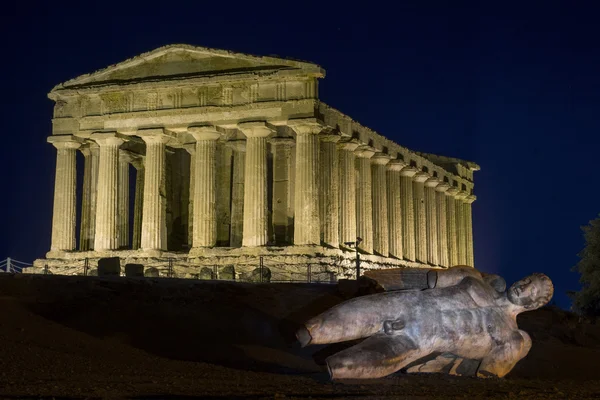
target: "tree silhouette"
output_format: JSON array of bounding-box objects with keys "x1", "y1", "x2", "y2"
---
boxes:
[{"x1": 572, "y1": 214, "x2": 600, "y2": 317}]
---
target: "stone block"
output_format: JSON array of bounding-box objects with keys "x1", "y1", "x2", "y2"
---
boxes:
[
  {"x1": 144, "y1": 267, "x2": 159, "y2": 278},
  {"x1": 97, "y1": 257, "x2": 121, "y2": 276},
  {"x1": 125, "y1": 263, "x2": 144, "y2": 277}
]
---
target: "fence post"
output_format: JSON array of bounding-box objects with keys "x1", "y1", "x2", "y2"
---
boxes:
[
  {"x1": 307, "y1": 264, "x2": 312, "y2": 283},
  {"x1": 44, "y1": 264, "x2": 48, "y2": 275},
  {"x1": 213, "y1": 265, "x2": 218, "y2": 280},
  {"x1": 84, "y1": 258, "x2": 89, "y2": 276},
  {"x1": 168, "y1": 258, "x2": 174, "y2": 278},
  {"x1": 259, "y1": 256, "x2": 264, "y2": 283}
]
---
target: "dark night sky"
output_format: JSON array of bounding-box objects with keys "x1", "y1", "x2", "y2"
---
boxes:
[{"x1": 1, "y1": 2, "x2": 599, "y2": 309}]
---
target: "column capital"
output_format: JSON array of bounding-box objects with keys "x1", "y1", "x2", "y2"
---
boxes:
[
  {"x1": 386, "y1": 159, "x2": 407, "y2": 171},
  {"x1": 435, "y1": 182, "x2": 451, "y2": 193},
  {"x1": 399, "y1": 165, "x2": 418, "y2": 177},
  {"x1": 286, "y1": 118, "x2": 323, "y2": 135},
  {"x1": 446, "y1": 186, "x2": 460, "y2": 196},
  {"x1": 336, "y1": 137, "x2": 361, "y2": 151},
  {"x1": 183, "y1": 142, "x2": 196, "y2": 155},
  {"x1": 464, "y1": 194, "x2": 477, "y2": 204},
  {"x1": 371, "y1": 152, "x2": 392, "y2": 165},
  {"x1": 413, "y1": 171, "x2": 430, "y2": 183},
  {"x1": 47, "y1": 135, "x2": 82, "y2": 150},
  {"x1": 354, "y1": 145, "x2": 377, "y2": 159},
  {"x1": 119, "y1": 149, "x2": 136, "y2": 163},
  {"x1": 90, "y1": 132, "x2": 124, "y2": 147},
  {"x1": 130, "y1": 156, "x2": 145, "y2": 170},
  {"x1": 269, "y1": 137, "x2": 295, "y2": 147},
  {"x1": 455, "y1": 190, "x2": 469, "y2": 200},
  {"x1": 320, "y1": 133, "x2": 342, "y2": 143},
  {"x1": 424, "y1": 177, "x2": 440, "y2": 188},
  {"x1": 137, "y1": 128, "x2": 170, "y2": 144},
  {"x1": 238, "y1": 121, "x2": 275, "y2": 138},
  {"x1": 188, "y1": 126, "x2": 221, "y2": 141}
]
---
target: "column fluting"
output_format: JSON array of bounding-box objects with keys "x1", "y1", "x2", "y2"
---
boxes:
[
  {"x1": 139, "y1": 130, "x2": 170, "y2": 252},
  {"x1": 131, "y1": 158, "x2": 144, "y2": 250},
  {"x1": 435, "y1": 182, "x2": 450, "y2": 267},
  {"x1": 239, "y1": 122, "x2": 273, "y2": 247},
  {"x1": 228, "y1": 141, "x2": 246, "y2": 247},
  {"x1": 183, "y1": 144, "x2": 195, "y2": 249},
  {"x1": 446, "y1": 187, "x2": 459, "y2": 267},
  {"x1": 386, "y1": 160, "x2": 406, "y2": 259},
  {"x1": 464, "y1": 194, "x2": 476, "y2": 267},
  {"x1": 413, "y1": 171, "x2": 429, "y2": 264},
  {"x1": 337, "y1": 138, "x2": 360, "y2": 246},
  {"x1": 189, "y1": 127, "x2": 220, "y2": 249},
  {"x1": 79, "y1": 143, "x2": 99, "y2": 251},
  {"x1": 399, "y1": 166, "x2": 418, "y2": 261},
  {"x1": 371, "y1": 153, "x2": 391, "y2": 257},
  {"x1": 455, "y1": 190, "x2": 469, "y2": 265},
  {"x1": 48, "y1": 136, "x2": 80, "y2": 253},
  {"x1": 92, "y1": 133, "x2": 124, "y2": 251},
  {"x1": 270, "y1": 138, "x2": 295, "y2": 245},
  {"x1": 424, "y1": 177, "x2": 440, "y2": 265},
  {"x1": 355, "y1": 146, "x2": 376, "y2": 254},
  {"x1": 320, "y1": 134, "x2": 341, "y2": 247},
  {"x1": 117, "y1": 151, "x2": 130, "y2": 249}
]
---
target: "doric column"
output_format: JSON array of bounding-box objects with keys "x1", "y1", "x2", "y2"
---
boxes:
[
  {"x1": 183, "y1": 144, "x2": 195, "y2": 249},
  {"x1": 270, "y1": 137, "x2": 295, "y2": 245},
  {"x1": 446, "y1": 186, "x2": 459, "y2": 267},
  {"x1": 386, "y1": 160, "x2": 406, "y2": 259},
  {"x1": 48, "y1": 135, "x2": 81, "y2": 253},
  {"x1": 435, "y1": 182, "x2": 450, "y2": 267},
  {"x1": 399, "y1": 166, "x2": 417, "y2": 261},
  {"x1": 424, "y1": 177, "x2": 440, "y2": 265},
  {"x1": 464, "y1": 194, "x2": 476, "y2": 267},
  {"x1": 189, "y1": 127, "x2": 220, "y2": 249},
  {"x1": 139, "y1": 129, "x2": 170, "y2": 252},
  {"x1": 227, "y1": 141, "x2": 246, "y2": 247},
  {"x1": 239, "y1": 122, "x2": 274, "y2": 247},
  {"x1": 320, "y1": 133, "x2": 341, "y2": 247},
  {"x1": 289, "y1": 119, "x2": 322, "y2": 245},
  {"x1": 371, "y1": 153, "x2": 391, "y2": 256},
  {"x1": 79, "y1": 142, "x2": 99, "y2": 251},
  {"x1": 92, "y1": 133, "x2": 124, "y2": 251},
  {"x1": 455, "y1": 190, "x2": 469, "y2": 265},
  {"x1": 413, "y1": 171, "x2": 429, "y2": 263},
  {"x1": 131, "y1": 157, "x2": 144, "y2": 250},
  {"x1": 337, "y1": 138, "x2": 360, "y2": 246},
  {"x1": 216, "y1": 143, "x2": 233, "y2": 246},
  {"x1": 355, "y1": 145, "x2": 376, "y2": 254},
  {"x1": 117, "y1": 150, "x2": 130, "y2": 249}
]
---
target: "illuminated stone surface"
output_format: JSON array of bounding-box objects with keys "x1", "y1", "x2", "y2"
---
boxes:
[
  {"x1": 34, "y1": 44, "x2": 479, "y2": 278},
  {"x1": 298, "y1": 267, "x2": 554, "y2": 380}
]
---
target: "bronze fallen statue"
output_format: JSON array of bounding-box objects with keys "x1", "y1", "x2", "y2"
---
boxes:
[{"x1": 297, "y1": 267, "x2": 553, "y2": 379}]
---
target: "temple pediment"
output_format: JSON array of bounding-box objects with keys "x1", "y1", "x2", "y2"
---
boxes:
[{"x1": 52, "y1": 44, "x2": 325, "y2": 92}]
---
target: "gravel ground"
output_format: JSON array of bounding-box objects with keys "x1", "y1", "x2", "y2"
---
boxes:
[{"x1": 0, "y1": 274, "x2": 598, "y2": 399}]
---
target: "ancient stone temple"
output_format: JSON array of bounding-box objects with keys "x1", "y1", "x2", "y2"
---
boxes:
[{"x1": 32, "y1": 44, "x2": 479, "y2": 280}]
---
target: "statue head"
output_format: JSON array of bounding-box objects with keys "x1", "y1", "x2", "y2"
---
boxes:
[{"x1": 507, "y1": 273, "x2": 554, "y2": 310}]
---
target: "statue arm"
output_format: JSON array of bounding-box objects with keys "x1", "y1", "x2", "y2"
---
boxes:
[{"x1": 476, "y1": 330, "x2": 532, "y2": 378}]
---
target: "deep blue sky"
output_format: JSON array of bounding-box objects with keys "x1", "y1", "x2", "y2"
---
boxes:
[{"x1": 1, "y1": 2, "x2": 599, "y2": 309}]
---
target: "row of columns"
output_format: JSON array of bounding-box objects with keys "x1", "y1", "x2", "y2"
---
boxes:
[{"x1": 48, "y1": 120, "x2": 475, "y2": 268}]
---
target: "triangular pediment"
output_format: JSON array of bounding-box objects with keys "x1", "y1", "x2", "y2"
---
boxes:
[{"x1": 53, "y1": 44, "x2": 324, "y2": 91}]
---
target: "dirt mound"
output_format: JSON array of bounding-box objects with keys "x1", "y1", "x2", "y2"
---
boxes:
[{"x1": 0, "y1": 274, "x2": 599, "y2": 398}]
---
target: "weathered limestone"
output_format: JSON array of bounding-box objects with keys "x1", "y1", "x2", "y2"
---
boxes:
[
  {"x1": 289, "y1": 119, "x2": 322, "y2": 245},
  {"x1": 228, "y1": 141, "x2": 246, "y2": 248},
  {"x1": 386, "y1": 160, "x2": 406, "y2": 259},
  {"x1": 188, "y1": 127, "x2": 220, "y2": 250},
  {"x1": 239, "y1": 122, "x2": 273, "y2": 247},
  {"x1": 446, "y1": 187, "x2": 459, "y2": 267},
  {"x1": 92, "y1": 133, "x2": 124, "y2": 251},
  {"x1": 131, "y1": 157, "x2": 144, "y2": 250},
  {"x1": 424, "y1": 177, "x2": 440, "y2": 266},
  {"x1": 337, "y1": 138, "x2": 360, "y2": 247},
  {"x1": 48, "y1": 135, "x2": 81, "y2": 253},
  {"x1": 139, "y1": 129, "x2": 170, "y2": 252},
  {"x1": 399, "y1": 166, "x2": 418, "y2": 261},
  {"x1": 320, "y1": 133, "x2": 341, "y2": 248},
  {"x1": 435, "y1": 182, "x2": 450, "y2": 267},
  {"x1": 79, "y1": 142, "x2": 99, "y2": 251},
  {"x1": 465, "y1": 194, "x2": 476, "y2": 267},
  {"x1": 39, "y1": 44, "x2": 480, "y2": 278},
  {"x1": 271, "y1": 138, "x2": 295, "y2": 245},
  {"x1": 117, "y1": 151, "x2": 130, "y2": 249},
  {"x1": 371, "y1": 153, "x2": 391, "y2": 257},
  {"x1": 355, "y1": 146, "x2": 376, "y2": 254},
  {"x1": 455, "y1": 190, "x2": 469, "y2": 265},
  {"x1": 413, "y1": 171, "x2": 429, "y2": 264}
]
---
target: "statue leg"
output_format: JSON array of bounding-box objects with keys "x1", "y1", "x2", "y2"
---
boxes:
[{"x1": 325, "y1": 333, "x2": 427, "y2": 379}]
